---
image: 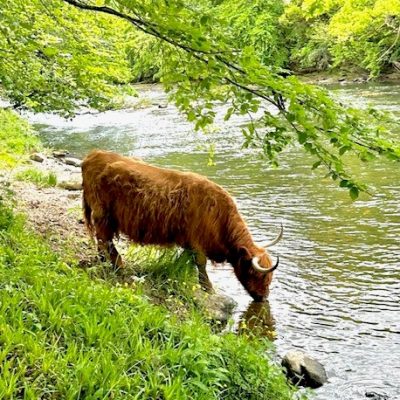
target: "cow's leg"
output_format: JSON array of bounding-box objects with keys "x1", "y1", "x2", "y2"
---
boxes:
[
  {"x1": 108, "y1": 240, "x2": 124, "y2": 269},
  {"x1": 97, "y1": 243, "x2": 107, "y2": 263},
  {"x1": 194, "y1": 251, "x2": 214, "y2": 294},
  {"x1": 94, "y1": 215, "x2": 123, "y2": 269},
  {"x1": 97, "y1": 237, "x2": 123, "y2": 269}
]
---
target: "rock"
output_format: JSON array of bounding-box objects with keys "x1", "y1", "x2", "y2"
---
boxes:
[
  {"x1": 58, "y1": 181, "x2": 82, "y2": 191},
  {"x1": 30, "y1": 153, "x2": 45, "y2": 163},
  {"x1": 352, "y1": 77, "x2": 368, "y2": 83},
  {"x1": 365, "y1": 392, "x2": 389, "y2": 400},
  {"x1": 281, "y1": 350, "x2": 328, "y2": 389},
  {"x1": 197, "y1": 291, "x2": 237, "y2": 326},
  {"x1": 64, "y1": 157, "x2": 82, "y2": 167},
  {"x1": 67, "y1": 193, "x2": 81, "y2": 200},
  {"x1": 52, "y1": 150, "x2": 69, "y2": 158}
]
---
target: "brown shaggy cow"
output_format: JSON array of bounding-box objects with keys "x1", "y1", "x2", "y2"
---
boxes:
[{"x1": 82, "y1": 150, "x2": 282, "y2": 302}]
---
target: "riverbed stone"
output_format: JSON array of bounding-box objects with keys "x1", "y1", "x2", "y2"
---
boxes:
[
  {"x1": 52, "y1": 150, "x2": 69, "y2": 158},
  {"x1": 67, "y1": 192, "x2": 81, "y2": 200},
  {"x1": 281, "y1": 350, "x2": 328, "y2": 388},
  {"x1": 30, "y1": 152, "x2": 45, "y2": 163},
  {"x1": 64, "y1": 157, "x2": 82, "y2": 167},
  {"x1": 58, "y1": 180, "x2": 82, "y2": 191}
]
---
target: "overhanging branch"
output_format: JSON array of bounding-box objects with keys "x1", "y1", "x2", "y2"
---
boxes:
[{"x1": 61, "y1": 0, "x2": 283, "y2": 111}]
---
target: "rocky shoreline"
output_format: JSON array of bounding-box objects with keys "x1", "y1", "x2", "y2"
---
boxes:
[
  {"x1": 8, "y1": 151, "x2": 92, "y2": 260},
  {"x1": 298, "y1": 69, "x2": 400, "y2": 86}
]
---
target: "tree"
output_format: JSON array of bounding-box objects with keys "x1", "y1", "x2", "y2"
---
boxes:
[
  {"x1": 0, "y1": 0, "x2": 132, "y2": 116},
  {"x1": 283, "y1": 0, "x2": 400, "y2": 75},
  {"x1": 2, "y1": 0, "x2": 399, "y2": 197}
]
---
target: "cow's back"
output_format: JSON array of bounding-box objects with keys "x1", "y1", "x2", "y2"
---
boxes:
[{"x1": 82, "y1": 150, "x2": 248, "y2": 258}]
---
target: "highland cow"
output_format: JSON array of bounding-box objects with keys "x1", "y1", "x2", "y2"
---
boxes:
[{"x1": 82, "y1": 150, "x2": 282, "y2": 301}]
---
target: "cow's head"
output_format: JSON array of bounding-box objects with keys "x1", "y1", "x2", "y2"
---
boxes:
[{"x1": 233, "y1": 225, "x2": 282, "y2": 302}]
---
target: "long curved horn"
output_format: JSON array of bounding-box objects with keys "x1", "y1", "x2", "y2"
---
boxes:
[
  {"x1": 263, "y1": 223, "x2": 283, "y2": 248},
  {"x1": 252, "y1": 256, "x2": 279, "y2": 274}
]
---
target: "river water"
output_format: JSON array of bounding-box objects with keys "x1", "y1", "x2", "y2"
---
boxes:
[{"x1": 28, "y1": 82, "x2": 399, "y2": 400}]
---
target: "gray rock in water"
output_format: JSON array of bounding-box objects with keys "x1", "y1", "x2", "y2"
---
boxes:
[
  {"x1": 282, "y1": 350, "x2": 328, "y2": 389},
  {"x1": 58, "y1": 181, "x2": 82, "y2": 191},
  {"x1": 30, "y1": 153, "x2": 45, "y2": 163},
  {"x1": 64, "y1": 157, "x2": 82, "y2": 167},
  {"x1": 365, "y1": 392, "x2": 389, "y2": 400}
]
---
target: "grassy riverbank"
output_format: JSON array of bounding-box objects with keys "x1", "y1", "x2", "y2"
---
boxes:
[
  {"x1": 0, "y1": 109, "x2": 304, "y2": 399},
  {"x1": 0, "y1": 109, "x2": 41, "y2": 169}
]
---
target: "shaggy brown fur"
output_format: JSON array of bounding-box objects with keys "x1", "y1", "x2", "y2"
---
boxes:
[{"x1": 82, "y1": 150, "x2": 276, "y2": 301}]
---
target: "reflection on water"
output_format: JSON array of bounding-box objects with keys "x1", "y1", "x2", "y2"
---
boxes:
[
  {"x1": 238, "y1": 301, "x2": 276, "y2": 341},
  {"x1": 28, "y1": 82, "x2": 400, "y2": 400}
]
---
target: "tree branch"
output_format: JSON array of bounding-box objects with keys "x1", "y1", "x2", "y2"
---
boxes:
[
  {"x1": 62, "y1": 0, "x2": 229, "y2": 57},
  {"x1": 61, "y1": 0, "x2": 283, "y2": 112}
]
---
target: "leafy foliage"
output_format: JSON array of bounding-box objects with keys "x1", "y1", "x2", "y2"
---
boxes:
[
  {"x1": 0, "y1": 0, "x2": 132, "y2": 116},
  {"x1": 59, "y1": 0, "x2": 400, "y2": 198},
  {"x1": 283, "y1": 0, "x2": 400, "y2": 76},
  {"x1": 0, "y1": 109, "x2": 40, "y2": 168},
  {"x1": 216, "y1": 0, "x2": 288, "y2": 68}
]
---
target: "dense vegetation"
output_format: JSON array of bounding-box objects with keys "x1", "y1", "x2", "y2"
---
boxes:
[
  {"x1": 0, "y1": 203, "x2": 300, "y2": 399},
  {"x1": 1, "y1": 0, "x2": 399, "y2": 197},
  {"x1": 0, "y1": 109, "x2": 40, "y2": 168},
  {"x1": 0, "y1": 0, "x2": 132, "y2": 116},
  {"x1": 283, "y1": 0, "x2": 400, "y2": 76}
]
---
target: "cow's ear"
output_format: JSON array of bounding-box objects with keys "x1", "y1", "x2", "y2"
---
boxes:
[{"x1": 237, "y1": 246, "x2": 252, "y2": 261}]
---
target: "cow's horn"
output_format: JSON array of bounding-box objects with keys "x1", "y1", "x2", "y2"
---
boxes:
[
  {"x1": 263, "y1": 223, "x2": 283, "y2": 248},
  {"x1": 252, "y1": 256, "x2": 279, "y2": 274}
]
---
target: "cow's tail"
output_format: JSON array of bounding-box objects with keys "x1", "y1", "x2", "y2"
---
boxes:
[{"x1": 82, "y1": 191, "x2": 94, "y2": 237}]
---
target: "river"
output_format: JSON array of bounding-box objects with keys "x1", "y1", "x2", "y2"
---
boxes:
[{"x1": 28, "y1": 82, "x2": 400, "y2": 400}]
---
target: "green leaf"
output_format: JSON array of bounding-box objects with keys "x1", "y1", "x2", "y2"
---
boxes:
[
  {"x1": 298, "y1": 131, "x2": 307, "y2": 144},
  {"x1": 42, "y1": 47, "x2": 59, "y2": 57},
  {"x1": 200, "y1": 15, "x2": 209, "y2": 26},
  {"x1": 312, "y1": 160, "x2": 321, "y2": 170},
  {"x1": 349, "y1": 187, "x2": 359, "y2": 200}
]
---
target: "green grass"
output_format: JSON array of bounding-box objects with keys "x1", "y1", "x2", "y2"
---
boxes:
[
  {"x1": 14, "y1": 167, "x2": 57, "y2": 187},
  {"x1": 0, "y1": 109, "x2": 41, "y2": 168},
  {"x1": 0, "y1": 197, "x2": 303, "y2": 400}
]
